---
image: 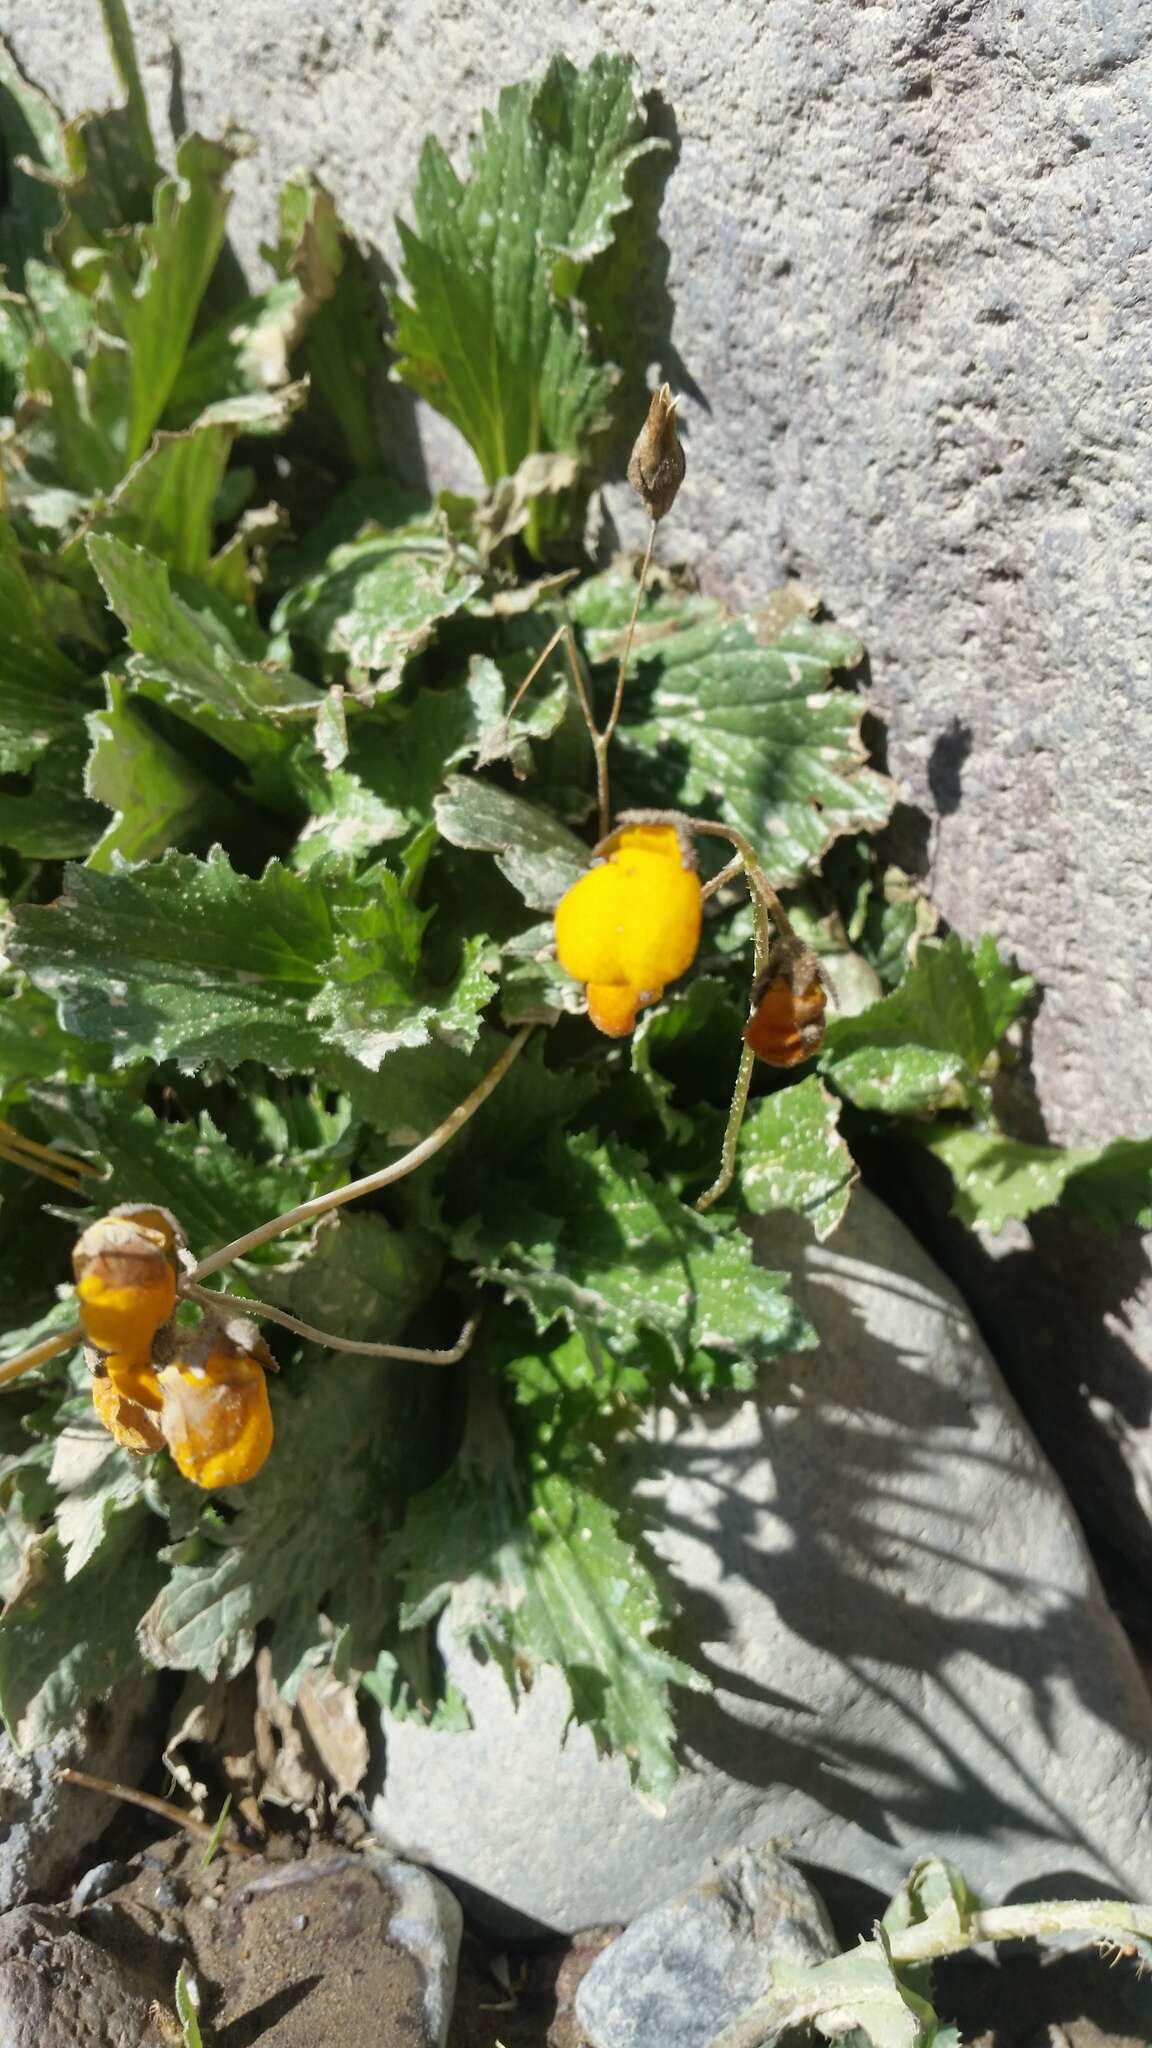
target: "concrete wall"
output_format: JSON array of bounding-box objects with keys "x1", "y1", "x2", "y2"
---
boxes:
[{"x1": 11, "y1": 0, "x2": 1152, "y2": 1561}]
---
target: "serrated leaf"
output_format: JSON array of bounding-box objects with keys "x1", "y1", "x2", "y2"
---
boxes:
[
  {"x1": 264, "y1": 174, "x2": 387, "y2": 471},
  {"x1": 0, "y1": 514, "x2": 93, "y2": 773},
  {"x1": 86, "y1": 534, "x2": 318, "y2": 766},
  {"x1": 917, "y1": 1124, "x2": 1152, "y2": 1235},
  {"x1": 391, "y1": 54, "x2": 666, "y2": 533},
  {"x1": 0, "y1": 1507, "x2": 162, "y2": 1747},
  {"x1": 0, "y1": 720, "x2": 105, "y2": 857},
  {"x1": 10, "y1": 848, "x2": 496, "y2": 1075},
  {"x1": 85, "y1": 677, "x2": 225, "y2": 868},
  {"x1": 254, "y1": 1209, "x2": 443, "y2": 1339},
  {"x1": 739, "y1": 1076, "x2": 858, "y2": 1240},
  {"x1": 138, "y1": 1228, "x2": 444, "y2": 1690},
  {"x1": 393, "y1": 1460, "x2": 705, "y2": 1803},
  {"x1": 472, "y1": 1131, "x2": 815, "y2": 1392},
  {"x1": 80, "y1": 411, "x2": 294, "y2": 577},
  {"x1": 30, "y1": 1091, "x2": 320, "y2": 1263},
  {"x1": 273, "y1": 514, "x2": 483, "y2": 687},
  {"x1": 100, "y1": 131, "x2": 238, "y2": 467},
  {"x1": 822, "y1": 934, "x2": 1033, "y2": 1116},
  {"x1": 631, "y1": 979, "x2": 747, "y2": 1141},
  {"x1": 570, "y1": 571, "x2": 893, "y2": 882},
  {"x1": 49, "y1": 1429, "x2": 148, "y2": 1583},
  {"x1": 434, "y1": 772, "x2": 588, "y2": 910}
]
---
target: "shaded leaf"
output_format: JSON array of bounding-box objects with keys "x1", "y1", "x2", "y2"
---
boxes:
[
  {"x1": 918, "y1": 1124, "x2": 1152, "y2": 1235},
  {"x1": 85, "y1": 677, "x2": 225, "y2": 868},
  {"x1": 434, "y1": 772, "x2": 588, "y2": 910},
  {"x1": 0, "y1": 1508, "x2": 161, "y2": 1747}
]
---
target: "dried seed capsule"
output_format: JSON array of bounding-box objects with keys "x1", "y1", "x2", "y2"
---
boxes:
[
  {"x1": 627, "y1": 383, "x2": 685, "y2": 522},
  {"x1": 158, "y1": 1338, "x2": 273, "y2": 1491},
  {"x1": 73, "y1": 1215, "x2": 178, "y2": 1359},
  {"x1": 743, "y1": 950, "x2": 828, "y2": 1067}
]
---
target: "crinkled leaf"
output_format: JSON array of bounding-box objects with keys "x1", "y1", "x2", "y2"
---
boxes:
[
  {"x1": 81, "y1": 407, "x2": 294, "y2": 576},
  {"x1": 756, "y1": 1935, "x2": 943, "y2": 2048},
  {"x1": 86, "y1": 534, "x2": 317, "y2": 765},
  {"x1": 822, "y1": 935, "x2": 1033, "y2": 1116},
  {"x1": 49, "y1": 1429, "x2": 148, "y2": 1583},
  {"x1": 11, "y1": 847, "x2": 495, "y2": 1075},
  {"x1": 85, "y1": 678, "x2": 225, "y2": 868},
  {"x1": 393, "y1": 1460, "x2": 705, "y2": 1803},
  {"x1": 571, "y1": 571, "x2": 893, "y2": 882},
  {"x1": 631, "y1": 979, "x2": 747, "y2": 1141},
  {"x1": 0, "y1": 721, "x2": 105, "y2": 857},
  {"x1": 918, "y1": 1124, "x2": 1152, "y2": 1236},
  {"x1": 0, "y1": 1508, "x2": 162, "y2": 1747},
  {"x1": 273, "y1": 515, "x2": 483, "y2": 687},
  {"x1": 471, "y1": 1132, "x2": 814, "y2": 1392},
  {"x1": 264, "y1": 174, "x2": 387, "y2": 471},
  {"x1": 30, "y1": 1092, "x2": 320, "y2": 1263},
  {"x1": 391, "y1": 55, "x2": 667, "y2": 504},
  {"x1": 434, "y1": 772, "x2": 588, "y2": 910},
  {"x1": 253, "y1": 1209, "x2": 443, "y2": 1339},
  {"x1": 0, "y1": 515, "x2": 93, "y2": 772},
  {"x1": 739, "y1": 1076, "x2": 858, "y2": 1240},
  {"x1": 138, "y1": 1228, "x2": 444, "y2": 1691}
]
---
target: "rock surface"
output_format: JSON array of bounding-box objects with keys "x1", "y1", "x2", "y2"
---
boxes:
[
  {"x1": 0, "y1": 1680, "x2": 158, "y2": 1913},
  {"x1": 371, "y1": 1192, "x2": 1152, "y2": 1935},
  {"x1": 0, "y1": 1902, "x2": 173, "y2": 2048},
  {"x1": 574, "y1": 1844, "x2": 836, "y2": 2048}
]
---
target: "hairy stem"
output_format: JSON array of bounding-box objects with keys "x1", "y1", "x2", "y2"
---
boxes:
[
  {"x1": 183, "y1": 1282, "x2": 477, "y2": 1366},
  {"x1": 189, "y1": 1026, "x2": 532, "y2": 1281},
  {"x1": 695, "y1": 1043, "x2": 756, "y2": 1214},
  {"x1": 593, "y1": 519, "x2": 657, "y2": 837}
]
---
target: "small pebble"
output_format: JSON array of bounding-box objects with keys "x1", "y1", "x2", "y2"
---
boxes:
[
  {"x1": 70, "y1": 1862, "x2": 133, "y2": 1913},
  {"x1": 153, "y1": 1877, "x2": 187, "y2": 1911},
  {"x1": 292, "y1": 1914, "x2": 308, "y2": 1932}
]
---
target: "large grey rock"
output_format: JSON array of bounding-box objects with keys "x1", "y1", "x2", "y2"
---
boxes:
[
  {"x1": 574, "y1": 1844, "x2": 837, "y2": 2048},
  {"x1": 370, "y1": 1192, "x2": 1152, "y2": 1935},
  {"x1": 0, "y1": 1681, "x2": 159, "y2": 1911},
  {"x1": 0, "y1": 1902, "x2": 173, "y2": 2047}
]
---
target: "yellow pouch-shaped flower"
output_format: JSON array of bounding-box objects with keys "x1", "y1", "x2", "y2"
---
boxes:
[{"x1": 555, "y1": 824, "x2": 702, "y2": 1038}]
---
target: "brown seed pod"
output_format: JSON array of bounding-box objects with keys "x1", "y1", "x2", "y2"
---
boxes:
[
  {"x1": 743, "y1": 943, "x2": 828, "y2": 1068},
  {"x1": 627, "y1": 383, "x2": 685, "y2": 522}
]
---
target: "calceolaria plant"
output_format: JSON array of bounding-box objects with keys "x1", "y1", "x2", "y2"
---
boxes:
[{"x1": 0, "y1": 2, "x2": 1150, "y2": 1832}]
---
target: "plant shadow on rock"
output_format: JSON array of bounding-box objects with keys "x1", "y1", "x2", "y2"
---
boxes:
[{"x1": 615, "y1": 1197, "x2": 1151, "y2": 1921}]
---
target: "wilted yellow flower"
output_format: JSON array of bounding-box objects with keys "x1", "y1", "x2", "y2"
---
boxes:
[
  {"x1": 157, "y1": 1341, "x2": 274, "y2": 1490},
  {"x1": 73, "y1": 1214, "x2": 177, "y2": 1360}
]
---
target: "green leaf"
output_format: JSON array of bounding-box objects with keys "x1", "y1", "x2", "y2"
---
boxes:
[
  {"x1": 0, "y1": 721, "x2": 105, "y2": 857},
  {"x1": 631, "y1": 979, "x2": 747, "y2": 1141},
  {"x1": 272, "y1": 514, "x2": 483, "y2": 688},
  {"x1": 30, "y1": 1092, "x2": 320, "y2": 1263},
  {"x1": 391, "y1": 55, "x2": 666, "y2": 507},
  {"x1": 739, "y1": 1076, "x2": 858, "y2": 1240},
  {"x1": 0, "y1": 42, "x2": 68, "y2": 296},
  {"x1": 393, "y1": 1460, "x2": 705, "y2": 1804},
  {"x1": 138, "y1": 1234, "x2": 444, "y2": 1691},
  {"x1": 0, "y1": 515, "x2": 93, "y2": 773},
  {"x1": 101, "y1": 131, "x2": 238, "y2": 466},
  {"x1": 471, "y1": 1132, "x2": 815, "y2": 1392},
  {"x1": 49, "y1": 1430, "x2": 149, "y2": 1583},
  {"x1": 164, "y1": 280, "x2": 302, "y2": 427},
  {"x1": 0, "y1": 1506, "x2": 162, "y2": 1747},
  {"x1": 85, "y1": 678, "x2": 225, "y2": 868},
  {"x1": 174, "y1": 1963, "x2": 204, "y2": 2048},
  {"x1": 264, "y1": 175, "x2": 387, "y2": 471},
  {"x1": 917, "y1": 1124, "x2": 1152, "y2": 1235},
  {"x1": 434, "y1": 772, "x2": 588, "y2": 910},
  {"x1": 86, "y1": 534, "x2": 318, "y2": 765},
  {"x1": 10, "y1": 847, "x2": 495, "y2": 1074},
  {"x1": 822, "y1": 934, "x2": 1033, "y2": 1116},
  {"x1": 571, "y1": 572, "x2": 893, "y2": 882},
  {"x1": 83, "y1": 419, "x2": 237, "y2": 577},
  {"x1": 253, "y1": 1209, "x2": 443, "y2": 1339}
]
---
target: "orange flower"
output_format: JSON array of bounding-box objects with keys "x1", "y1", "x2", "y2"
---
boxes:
[
  {"x1": 73, "y1": 1213, "x2": 177, "y2": 1360},
  {"x1": 554, "y1": 824, "x2": 702, "y2": 1038},
  {"x1": 92, "y1": 1372, "x2": 165, "y2": 1455}
]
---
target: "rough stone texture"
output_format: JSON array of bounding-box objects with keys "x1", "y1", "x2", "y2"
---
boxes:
[
  {"x1": 8, "y1": 5, "x2": 1152, "y2": 1547},
  {"x1": 0, "y1": 1902, "x2": 173, "y2": 2047},
  {"x1": 573, "y1": 1844, "x2": 837, "y2": 2048},
  {"x1": 370, "y1": 1192, "x2": 1152, "y2": 1936},
  {"x1": 0, "y1": 1680, "x2": 158, "y2": 1913}
]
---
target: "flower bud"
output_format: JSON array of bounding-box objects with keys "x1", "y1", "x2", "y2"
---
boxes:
[{"x1": 627, "y1": 383, "x2": 685, "y2": 522}]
